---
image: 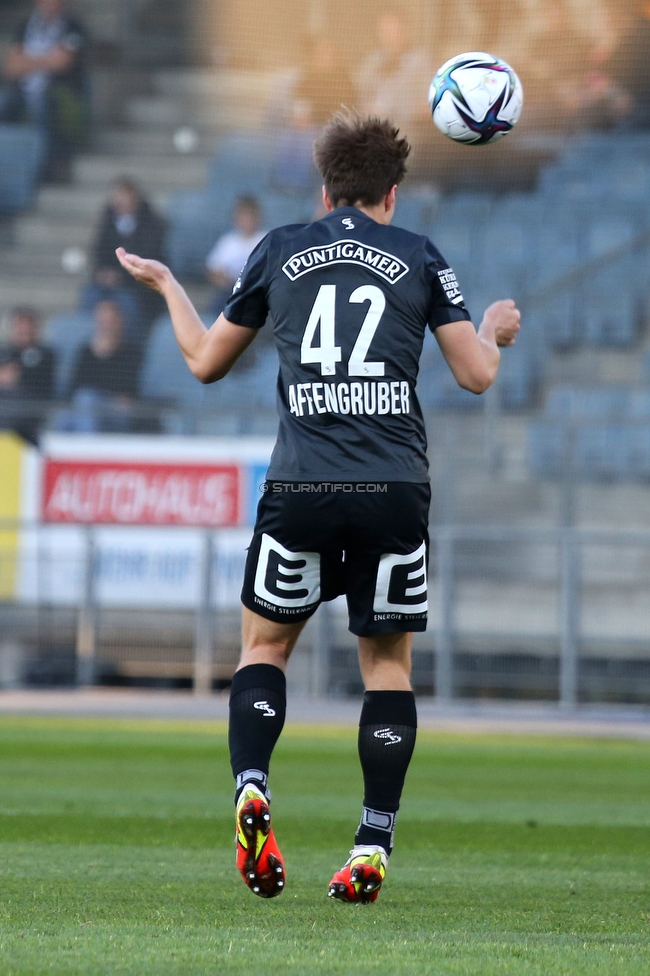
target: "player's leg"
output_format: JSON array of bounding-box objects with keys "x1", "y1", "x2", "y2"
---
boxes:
[
  {"x1": 230, "y1": 608, "x2": 304, "y2": 800},
  {"x1": 328, "y1": 632, "x2": 418, "y2": 903},
  {"x1": 329, "y1": 483, "x2": 428, "y2": 903},
  {"x1": 230, "y1": 609, "x2": 307, "y2": 899},
  {"x1": 234, "y1": 484, "x2": 344, "y2": 897}
]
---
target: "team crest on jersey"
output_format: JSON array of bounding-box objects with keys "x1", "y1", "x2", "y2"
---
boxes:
[{"x1": 282, "y1": 240, "x2": 409, "y2": 285}]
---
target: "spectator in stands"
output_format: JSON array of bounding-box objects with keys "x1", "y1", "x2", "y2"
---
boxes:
[
  {"x1": 0, "y1": 307, "x2": 55, "y2": 444},
  {"x1": 81, "y1": 178, "x2": 167, "y2": 339},
  {"x1": 0, "y1": 0, "x2": 88, "y2": 183},
  {"x1": 353, "y1": 9, "x2": 433, "y2": 179},
  {"x1": 58, "y1": 300, "x2": 142, "y2": 433},
  {"x1": 355, "y1": 10, "x2": 432, "y2": 126},
  {"x1": 205, "y1": 196, "x2": 266, "y2": 318},
  {"x1": 606, "y1": 1, "x2": 650, "y2": 128},
  {"x1": 270, "y1": 35, "x2": 353, "y2": 191}
]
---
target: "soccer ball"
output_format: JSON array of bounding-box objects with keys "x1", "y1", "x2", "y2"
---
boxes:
[{"x1": 428, "y1": 52, "x2": 523, "y2": 145}]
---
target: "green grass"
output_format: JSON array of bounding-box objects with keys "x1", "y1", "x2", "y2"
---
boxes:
[{"x1": 0, "y1": 717, "x2": 648, "y2": 975}]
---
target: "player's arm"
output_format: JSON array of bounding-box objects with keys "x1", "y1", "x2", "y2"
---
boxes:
[
  {"x1": 116, "y1": 248, "x2": 257, "y2": 383},
  {"x1": 435, "y1": 300, "x2": 521, "y2": 394},
  {"x1": 4, "y1": 44, "x2": 74, "y2": 78}
]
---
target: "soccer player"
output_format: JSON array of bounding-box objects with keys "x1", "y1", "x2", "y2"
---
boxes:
[{"x1": 117, "y1": 112, "x2": 521, "y2": 904}]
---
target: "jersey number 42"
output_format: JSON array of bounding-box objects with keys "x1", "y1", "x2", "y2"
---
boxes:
[{"x1": 301, "y1": 284, "x2": 386, "y2": 377}]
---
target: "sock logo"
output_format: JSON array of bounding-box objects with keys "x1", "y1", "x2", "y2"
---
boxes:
[
  {"x1": 254, "y1": 700, "x2": 276, "y2": 718},
  {"x1": 373, "y1": 727, "x2": 402, "y2": 745}
]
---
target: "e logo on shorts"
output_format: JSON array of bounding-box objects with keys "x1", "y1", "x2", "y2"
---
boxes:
[
  {"x1": 373, "y1": 541, "x2": 428, "y2": 615},
  {"x1": 254, "y1": 533, "x2": 321, "y2": 609}
]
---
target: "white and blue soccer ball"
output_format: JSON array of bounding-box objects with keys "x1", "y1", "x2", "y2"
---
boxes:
[{"x1": 428, "y1": 52, "x2": 523, "y2": 145}]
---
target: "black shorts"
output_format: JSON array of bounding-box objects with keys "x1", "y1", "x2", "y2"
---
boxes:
[{"x1": 241, "y1": 481, "x2": 430, "y2": 637}]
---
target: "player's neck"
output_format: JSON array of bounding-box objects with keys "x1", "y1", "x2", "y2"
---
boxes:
[{"x1": 348, "y1": 202, "x2": 394, "y2": 226}]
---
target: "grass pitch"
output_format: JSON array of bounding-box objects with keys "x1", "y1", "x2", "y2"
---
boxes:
[{"x1": 0, "y1": 717, "x2": 648, "y2": 975}]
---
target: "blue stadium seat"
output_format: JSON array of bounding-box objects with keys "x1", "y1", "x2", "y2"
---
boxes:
[
  {"x1": 441, "y1": 193, "x2": 493, "y2": 222},
  {"x1": 579, "y1": 270, "x2": 640, "y2": 346},
  {"x1": 394, "y1": 188, "x2": 439, "y2": 235},
  {"x1": 140, "y1": 317, "x2": 280, "y2": 416},
  {"x1": 629, "y1": 390, "x2": 650, "y2": 419},
  {"x1": 43, "y1": 312, "x2": 95, "y2": 397},
  {"x1": 418, "y1": 332, "x2": 483, "y2": 411},
  {"x1": 139, "y1": 314, "x2": 212, "y2": 407},
  {"x1": 534, "y1": 295, "x2": 579, "y2": 350},
  {"x1": 529, "y1": 420, "x2": 650, "y2": 483},
  {"x1": 165, "y1": 189, "x2": 234, "y2": 278},
  {"x1": 427, "y1": 221, "x2": 474, "y2": 281},
  {"x1": 527, "y1": 423, "x2": 571, "y2": 479},
  {"x1": 585, "y1": 214, "x2": 638, "y2": 258},
  {"x1": 167, "y1": 188, "x2": 314, "y2": 279},
  {"x1": 259, "y1": 191, "x2": 313, "y2": 230},
  {"x1": 574, "y1": 425, "x2": 625, "y2": 481},
  {"x1": 208, "y1": 131, "x2": 275, "y2": 190},
  {"x1": 544, "y1": 385, "x2": 631, "y2": 420},
  {"x1": 0, "y1": 124, "x2": 44, "y2": 213},
  {"x1": 498, "y1": 344, "x2": 541, "y2": 410},
  {"x1": 620, "y1": 427, "x2": 650, "y2": 479}
]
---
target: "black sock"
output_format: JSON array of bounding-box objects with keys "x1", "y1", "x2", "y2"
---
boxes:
[
  {"x1": 354, "y1": 690, "x2": 417, "y2": 855},
  {"x1": 229, "y1": 664, "x2": 286, "y2": 801}
]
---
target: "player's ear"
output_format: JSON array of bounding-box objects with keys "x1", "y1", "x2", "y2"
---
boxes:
[
  {"x1": 385, "y1": 185, "x2": 398, "y2": 216},
  {"x1": 322, "y1": 186, "x2": 335, "y2": 212}
]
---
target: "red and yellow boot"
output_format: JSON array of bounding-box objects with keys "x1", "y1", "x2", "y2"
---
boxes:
[
  {"x1": 328, "y1": 846, "x2": 387, "y2": 904},
  {"x1": 235, "y1": 784, "x2": 285, "y2": 898}
]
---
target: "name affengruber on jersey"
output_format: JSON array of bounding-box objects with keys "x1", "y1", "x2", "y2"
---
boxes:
[
  {"x1": 223, "y1": 206, "x2": 472, "y2": 483},
  {"x1": 288, "y1": 379, "x2": 410, "y2": 417}
]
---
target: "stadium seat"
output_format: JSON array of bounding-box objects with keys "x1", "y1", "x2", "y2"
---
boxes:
[
  {"x1": 259, "y1": 191, "x2": 313, "y2": 230},
  {"x1": 0, "y1": 124, "x2": 44, "y2": 213},
  {"x1": 207, "y1": 131, "x2": 276, "y2": 191},
  {"x1": 140, "y1": 317, "x2": 280, "y2": 419},
  {"x1": 574, "y1": 425, "x2": 626, "y2": 481},
  {"x1": 394, "y1": 188, "x2": 440, "y2": 235},
  {"x1": 43, "y1": 312, "x2": 95, "y2": 397},
  {"x1": 544, "y1": 385, "x2": 631, "y2": 421},
  {"x1": 165, "y1": 189, "x2": 233, "y2": 278},
  {"x1": 527, "y1": 423, "x2": 571, "y2": 479},
  {"x1": 418, "y1": 332, "x2": 483, "y2": 411},
  {"x1": 579, "y1": 269, "x2": 640, "y2": 346},
  {"x1": 139, "y1": 314, "x2": 212, "y2": 407},
  {"x1": 629, "y1": 390, "x2": 650, "y2": 419},
  {"x1": 537, "y1": 295, "x2": 580, "y2": 350},
  {"x1": 428, "y1": 221, "x2": 474, "y2": 280},
  {"x1": 167, "y1": 188, "x2": 314, "y2": 279},
  {"x1": 585, "y1": 214, "x2": 638, "y2": 258}
]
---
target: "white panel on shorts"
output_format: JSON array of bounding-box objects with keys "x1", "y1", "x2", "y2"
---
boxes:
[
  {"x1": 254, "y1": 533, "x2": 321, "y2": 609},
  {"x1": 373, "y1": 541, "x2": 428, "y2": 614}
]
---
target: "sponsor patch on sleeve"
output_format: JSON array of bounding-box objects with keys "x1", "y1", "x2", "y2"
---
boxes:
[{"x1": 437, "y1": 268, "x2": 464, "y2": 306}]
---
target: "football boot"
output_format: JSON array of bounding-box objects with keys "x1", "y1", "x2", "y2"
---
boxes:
[
  {"x1": 235, "y1": 784, "x2": 285, "y2": 898},
  {"x1": 328, "y1": 845, "x2": 387, "y2": 903}
]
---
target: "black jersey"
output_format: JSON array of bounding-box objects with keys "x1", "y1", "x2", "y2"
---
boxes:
[{"x1": 224, "y1": 206, "x2": 472, "y2": 483}]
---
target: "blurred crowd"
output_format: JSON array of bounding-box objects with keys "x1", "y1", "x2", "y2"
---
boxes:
[
  {"x1": 3, "y1": 0, "x2": 650, "y2": 445},
  {"x1": 0, "y1": 0, "x2": 89, "y2": 183},
  {"x1": 0, "y1": 180, "x2": 274, "y2": 440}
]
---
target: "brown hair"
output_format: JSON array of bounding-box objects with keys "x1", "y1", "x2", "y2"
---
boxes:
[{"x1": 313, "y1": 111, "x2": 410, "y2": 208}]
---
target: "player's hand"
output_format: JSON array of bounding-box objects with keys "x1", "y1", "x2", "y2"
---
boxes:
[
  {"x1": 482, "y1": 299, "x2": 521, "y2": 347},
  {"x1": 115, "y1": 248, "x2": 171, "y2": 293}
]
